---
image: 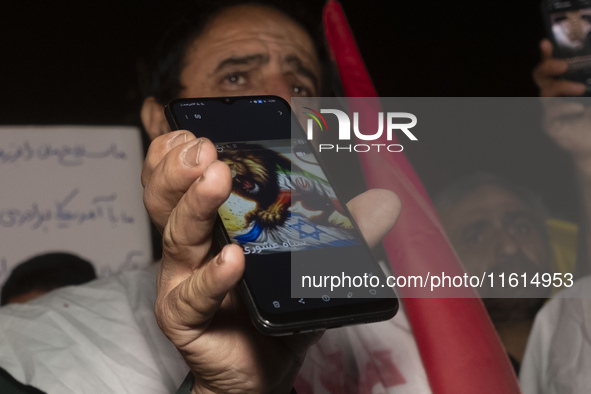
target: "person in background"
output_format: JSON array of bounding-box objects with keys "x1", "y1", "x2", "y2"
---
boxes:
[
  {"x1": 1, "y1": 252, "x2": 96, "y2": 305},
  {"x1": 516, "y1": 38, "x2": 591, "y2": 393},
  {"x1": 534, "y1": 39, "x2": 591, "y2": 273},
  {"x1": 435, "y1": 173, "x2": 556, "y2": 374}
]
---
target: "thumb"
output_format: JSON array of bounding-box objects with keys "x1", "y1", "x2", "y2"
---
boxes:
[{"x1": 157, "y1": 244, "x2": 245, "y2": 339}]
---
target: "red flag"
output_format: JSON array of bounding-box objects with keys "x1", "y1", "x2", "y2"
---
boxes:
[{"x1": 322, "y1": 1, "x2": 521, "y2": 393}]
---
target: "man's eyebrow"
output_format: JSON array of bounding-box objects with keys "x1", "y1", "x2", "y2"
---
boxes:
[
  {"x1": 503, "y1": 211, "x2": 541, "y2": 227},
  {"x1": 502, "y1": 210, "x2": 549, "y2": 235},
  {"x1": 284, "y1": 55, "x2": 319, "y2": 90},
  {"x1": 461, "y1": 220, "x2": 489, "y2": 238},
  {"x1": 213, "y1": 54, "x2": 269, "y2": 72}
]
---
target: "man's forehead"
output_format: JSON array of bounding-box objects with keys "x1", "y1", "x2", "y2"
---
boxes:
[
  {"x1": 189, "y1": 33, "x2": 315, "y2": 66},
  {"x1": 206, "y1": 5, "x2": 303, "y2": 35},
  {"x1": 441, "y1": 185, "x2": 532, "y2": 227},
  {"x1": 191, "y1": 4, "x2": 318, "y2": 62}
]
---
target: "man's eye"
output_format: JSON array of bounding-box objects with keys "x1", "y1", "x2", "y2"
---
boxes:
[
  {"x1": 464, "y1": 232, "x2": 483, "y2": 245},
  {"x1": 462, "y1": 224, "x2": 488, "y2": 245},
  {"x1": 224, "y1": 73, "x2": 246, "y2": 85},
  {"x1": 292, "y1": 85, "x2": 310, "y2": 97},
  {"x1": 509, "y1": 221, "x2": 532, "y2": 236}
]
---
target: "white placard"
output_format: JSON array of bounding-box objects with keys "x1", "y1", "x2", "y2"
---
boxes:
[{"x1": 0, "y1": 126, "x2": 153, "y2": 287}]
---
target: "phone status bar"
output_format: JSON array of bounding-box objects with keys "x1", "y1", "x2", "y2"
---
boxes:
[
  {"x1": 249, "y1": 99, "x2": 276, "y2": 104},
  {"x1": 178, "y1": 102, "x2": 206, "y2": 107}
]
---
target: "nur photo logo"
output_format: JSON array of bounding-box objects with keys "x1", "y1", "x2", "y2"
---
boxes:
[{"x1": 303, "y1": 107, "x2": 418, "y2": 153}]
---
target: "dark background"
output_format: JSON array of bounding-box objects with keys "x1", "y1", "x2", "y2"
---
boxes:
[{"x1": 0, "y1": 0, "x2": 578, "y2": 220}]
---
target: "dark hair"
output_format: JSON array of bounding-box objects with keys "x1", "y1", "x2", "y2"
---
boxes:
[
  {"x1": 139, "y1": 0, "x2": 333, "y2": 106},
  {"x1": 1, "y1": 252, "x2": 97, "y2": 305}
]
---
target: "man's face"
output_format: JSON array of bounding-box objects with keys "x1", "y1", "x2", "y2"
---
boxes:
[
  {"x1": 179, "y1": 5, "x2": 321, "y2": 104},
  {"x1": 439, "y1": 185, "x2": 552, "y2": 299}
]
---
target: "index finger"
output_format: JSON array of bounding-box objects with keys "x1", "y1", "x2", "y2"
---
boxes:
[
  {"x1": 540, "y1": 38, "x2": 553, "y2": 61},
  {"x1": 533, "y1": 39, "x2": 567, "y2": 81},
  {"x1": 143, "y1": 134, "x2": 219, "y2": 233}
]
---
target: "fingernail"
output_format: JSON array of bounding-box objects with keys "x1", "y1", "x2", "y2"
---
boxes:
[
  {"x1": 218, "y1": 247, "x2": 227, "y2": 265},
  {"x1": 183, "y1": 139, "x2": 203, "y2": 167},
  {"x1": 167, "y1": 132, "x2": 187, "y2": 150}
]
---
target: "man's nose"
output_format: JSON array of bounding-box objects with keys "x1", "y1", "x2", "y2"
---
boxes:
[
  {"x1": 262, "y1": 76, "x2": 294, "y2": 104},
  {"x1": 496, "y1": 230, "x2": 520, "y2": 257}
]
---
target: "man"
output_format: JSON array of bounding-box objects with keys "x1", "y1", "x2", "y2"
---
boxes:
[
  {"x1": 0, "y1": 2, "x2": 401, "y2": 393},
  {"x1": 142, "y1": 3, "x2": 406, "y2": 392},
  {"x1": 515, "y1": 39, "x2": 591, "y2": 393},
  {"x1": 142, "y1": 3, "x2": 399, "y2": 392},
  {"x1": 435, "y1": 173, "x2": 555, "y2": 373}
]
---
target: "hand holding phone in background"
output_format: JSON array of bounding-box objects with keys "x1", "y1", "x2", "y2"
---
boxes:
[
  {"x1": 538, "y1": 0, "x2": 591, "y2": 96},
  {"x1": 534, "y1": 38, "x2": 587, "y2": 96}
]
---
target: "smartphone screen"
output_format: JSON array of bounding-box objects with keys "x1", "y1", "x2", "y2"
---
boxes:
[
  {"x1": 543, "y1": 0, "x2": 591, "y2": 93},
  {"x1": 216, "y1": 139, "x2": 357, "y2": 254},
  {"x1": 165, "y1": 96, "x2": 398, "y2": 334}
]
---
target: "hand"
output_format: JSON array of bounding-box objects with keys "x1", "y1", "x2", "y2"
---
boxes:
[
  {"x1": 533, "y1": 39, "x2": 591, "y2": 174},
  {"x1": 142, "y1": 131, "x2": 401, "y2": 394},
  {"x1": 533, "y1": 39, "x2": 586, "y2": 97}
]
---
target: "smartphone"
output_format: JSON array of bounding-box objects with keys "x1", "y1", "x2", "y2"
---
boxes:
[
  {"x1": 543, "y1": 0, "x2": 591, "y2": 94},
  {"x1": 165, "y1": 96, "x2": 398, "y2": 335}
]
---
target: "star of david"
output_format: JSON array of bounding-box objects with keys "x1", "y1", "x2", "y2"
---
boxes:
[{"x1": 290, "y1": 217, "x2": 323, "y2": 240}]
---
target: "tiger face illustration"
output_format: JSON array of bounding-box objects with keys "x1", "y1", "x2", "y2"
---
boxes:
[
  {"x1": 218, "y1": 143, "x2": 292, "y2": 229},
  {"x1": 218, "y1": 143, "x2": 353, "y2": 233}
]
